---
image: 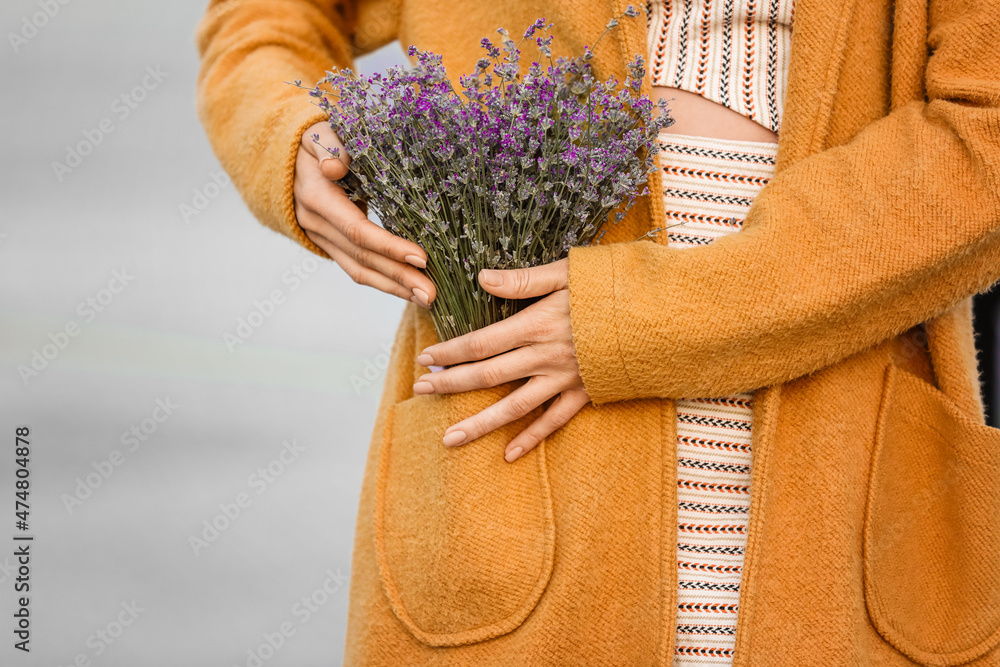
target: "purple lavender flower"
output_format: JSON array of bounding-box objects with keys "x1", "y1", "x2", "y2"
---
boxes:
[{"x1": 301, "y1": 10, "x2": 672, "y2": 342}]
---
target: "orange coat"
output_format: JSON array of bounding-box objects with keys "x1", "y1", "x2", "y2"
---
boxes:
[{"x1": 196, "y1": 0, "x2": 1000, "y2": 664}]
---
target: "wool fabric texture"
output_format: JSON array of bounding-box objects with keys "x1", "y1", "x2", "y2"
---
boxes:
[{"x1": 195, "y1": 0, "x2": 1000, "y2": 664}]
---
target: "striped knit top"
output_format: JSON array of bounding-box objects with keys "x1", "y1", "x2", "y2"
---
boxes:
[{"x1": 646, "y1": 0, "x2": 795, "y2": 134}]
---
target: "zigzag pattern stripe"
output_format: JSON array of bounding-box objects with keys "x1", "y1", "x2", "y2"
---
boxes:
[
  {"x1": 686, "y1": 396, "x2": 755, "y2": 409},
  {"x1": 718, "y1": 0, "x2": 734, "y2": 106},
  {"x1": 678, "y1": 434, "x2": 753, "y2": 453},
  {"x1": 678, "y1": 413, "x2": 753, "y2": 431},
  {"x1": 766, "y1": 0, "x2": 780, "y2": 131},
  {"x1": 673, "y1": 0, "x2": 694, "y2": 88},
  {"x1": 678, "y1": 501, "x2": 750, "y2": 516},
  {"x1": 663, "y1": 210, "x2": 743, "y2": 227},
  {"x1": 666, "y1": 232, "x2": 715, "y2": 246},
  {"x1": 695, "y1": 0, "x2": 713, "y2": 93},
  {"x1": 664, "y1": 188, "x2": 755, "y2": 206},
  {"x1": 676, "y1": 624, "x2": 737, "y2": 636},
  {"x1": 679, "y1": 580, "x2": 743, "y2": 592},
  {"x1": 663, "y1": 165, "x2": 772, "y2": 187},
  {"x1": 742, "y1": 0, "x2": 758, "y2": 118},
  {"x1": 663, "y1": 143, "x2": 776, "y2": 164},
  {"x1": 677, "y1": 479, "x2": 751, "y2": 494},
  {"x1": 648, "y1": 0, "x2": 673, "y2": 84},
  {"x1": 679, "y1": 522, "x2": 748, "y2": 535},
  {"x1": 678, "y1": 561, "x2": 744, "y2": 575},
  {"x1": 677, "y1": 599, "x2": 741, "y2": 611},
  {"x1": 678, "y1": 540, "x2": 748, "y2": 554},
  {"x1": 678, "y1": 457, "x2": 752, "y2": 474},
  {"x1": 676, "y1": 645, "x2": 737, "y2": 657}
]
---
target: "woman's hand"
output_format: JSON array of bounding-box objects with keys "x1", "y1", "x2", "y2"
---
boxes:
[
  {"x1": 411, "y1": 258, "x2": 590, "y2": 463},
  {"x1": 294, "y1": 121, "x2": 436, "y2": 308}
]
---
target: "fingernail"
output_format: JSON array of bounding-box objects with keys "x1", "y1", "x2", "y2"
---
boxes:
[
  {"x1": 479, "y1": 269, "x2": 502, "y2": 286},
  {"x1": 412, "y1": 287, "x2": 431, "y2": 307},
  {"x1": 410, "y1": 295, "x2": 430, "y2": 310},
  {"x1": 416, "y1": 353, "x2": 434, "y2": 366},
  {"x1": 505, "y1": 446, "x2": 524, "y2": 462},
  {"x1": 413, "y1": 381, "x2": 434, "y2": 394},
  {"x1": 405, "y1": 254, "x2": 427, "y2": 269},
  {"x1": 443, "y1": 430, "x2": 467, "y2": 447}
]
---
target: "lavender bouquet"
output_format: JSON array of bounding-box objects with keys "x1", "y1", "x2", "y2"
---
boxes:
[{"x1": 300, "y1": 8, "x2": 672, "y2": 342}]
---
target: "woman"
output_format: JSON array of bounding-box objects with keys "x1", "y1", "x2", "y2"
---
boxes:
[{"x1": 196, "y1": 0, "x2": 1000, "y2": 664}]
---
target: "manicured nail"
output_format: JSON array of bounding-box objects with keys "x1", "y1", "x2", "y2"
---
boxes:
[
  {"x1": 443, "y1": 430, "x2": 466, "y2": 447},
  {"x1": 412, "y1": 287, "x2": 431, "y2": 307},
  {"x1": 479, "y1": 269, "x2": 502, "y2": 286},
  {"x1": 410, "y1": 295, "x2": 430, "y2": 310},
  {"x1": 505, "y1": 446, "x2": 524, "y2": 462},
  {"x1": 416, "y1": 353, "x2": 434, "y2": 366},
  {"x1": 405, "y1": 254, "x2": 427, "y2": 268},
  {"x1": 413, "y1": 381, "x2": 434, "y2": 394}
]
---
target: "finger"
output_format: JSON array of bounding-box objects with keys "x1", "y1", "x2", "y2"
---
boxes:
[
  {"x1": 504, "y1": 389, "x2": 590, "y2": 462},
  {"x1": 301, "y1": 220, "x2": 416, "y2": 303},
  {"x1": 417, "y1": 295, "x2": 558, "y2": 366},
  {"x1": 303, "y1": 176, "x2": 431, "y2": 272},
  {"x1": 298, "y1": 207, "x2": 436, "y2": 303},
  {"x1": 478, "y1": 258, "x2": 568, "y2": 299},
  {"x1": 441, "y1": 378, "x2": 559, "y2": 447},
  {"x1": 413, "y1": 346, "x2": 542, "y2": 394},
  {"x1": 301, "y1": 121, "x2": 351, "y2": 179},
  {"x1": 295, "y1": 147, "x2": 430, "y2": 273}
]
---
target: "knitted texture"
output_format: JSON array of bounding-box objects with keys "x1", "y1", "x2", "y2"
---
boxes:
[
  {"x1": 194, "y1": 0, "x2": 1000, "y2": 664},
  {"x1": 570, "y1": 0, "x2": 1000, "y2": 405}
]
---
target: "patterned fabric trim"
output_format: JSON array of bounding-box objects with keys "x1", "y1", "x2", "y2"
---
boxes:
[
  {"x1": 646, "y1": 0, "x2": 795, "y2": 134},
  {"x1": 655, "y1": 130, "x2": 778, "y2": 666}
]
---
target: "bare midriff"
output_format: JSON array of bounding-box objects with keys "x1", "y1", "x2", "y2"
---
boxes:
[{"x1": 652, "y1": 86, "x2": 779, "y2": 144}]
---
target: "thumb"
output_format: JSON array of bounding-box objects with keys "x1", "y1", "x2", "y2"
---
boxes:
[
  {"x1": 478, "y1": 258, "x2": 569, "y2": 299},
  {"x1": 302, "y1": 121, "x2": 351, "y2": 180}
]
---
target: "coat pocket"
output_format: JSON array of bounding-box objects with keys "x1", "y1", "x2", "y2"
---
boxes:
[
  {"x1": 864, "y1": 362, "x2": 1000, "y2": 666},
  {"x1": 372, "y1": 383, "x2": 556, "y2": 647}
]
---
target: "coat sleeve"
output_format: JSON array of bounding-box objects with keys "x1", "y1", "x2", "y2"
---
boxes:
[
  {"x1": 195, "y1": 0, "x2": 398, "y2": 256},
  {"x1": 566, "y1": 0, "x2": 1000, "y2": 405}
]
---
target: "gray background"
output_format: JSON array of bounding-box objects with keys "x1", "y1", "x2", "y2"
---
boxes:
[{"x1": 1, "y1": 1, "x2": 408, "y2": 665}]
